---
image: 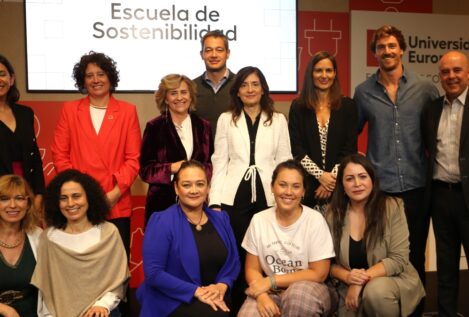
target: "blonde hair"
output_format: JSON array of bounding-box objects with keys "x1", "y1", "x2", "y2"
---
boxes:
[
  {"x1": 0, "y1": 175, "x2": 38, "y2": 233},
  {"x1": 155, "y1": 74, "x2": 197, "y2": 113}
]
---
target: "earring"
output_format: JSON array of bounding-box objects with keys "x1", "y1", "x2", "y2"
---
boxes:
[{"x1": 175, "y1": 195, "x2": 179, "y2": 204}]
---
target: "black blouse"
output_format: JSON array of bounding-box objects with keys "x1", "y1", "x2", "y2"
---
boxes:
[{"x1": 349, "y1": 236, "x2": 368, "y2": 270}]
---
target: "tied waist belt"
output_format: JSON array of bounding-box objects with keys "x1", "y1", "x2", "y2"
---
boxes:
[
  {"x1": 244, "y1": 165, "x2": 259, "y2": 203},
  {"x1": 433, "y1": 180, "x2": 462, "y2": 191}
]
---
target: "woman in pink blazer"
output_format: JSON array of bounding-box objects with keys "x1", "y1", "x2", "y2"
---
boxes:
[{"x1": 51, "y1": 51, "x2": 141, "y2": 258}]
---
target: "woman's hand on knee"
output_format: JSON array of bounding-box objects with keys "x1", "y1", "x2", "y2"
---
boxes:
[
  {"x1": 345, "y1": 285, "x2": 363, "y2": 311},
  {"x1": 256, "y1": 293, "x2": 280, "y2": 317},
  {"x1": 0, "y1": 303, "x2": 20, "y2": 317},
  {"x1": 84, "y1": 306, "x2": 109, "y2": 317},
  {"x1": 246, "y1": 277, "x2": 271, "y2": 298}
]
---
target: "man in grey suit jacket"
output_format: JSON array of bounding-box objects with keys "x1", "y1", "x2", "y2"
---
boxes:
[{"x1": 422, "y1": 50, "x2": 469, "y2": 317}]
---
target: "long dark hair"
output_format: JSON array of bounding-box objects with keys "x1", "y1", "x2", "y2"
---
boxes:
[
  {"x1": 296, "y1": 51, "x2": 342, "y2": 111},
  {"x1": 327, "y1": 154, "x2": 388, "y2": 253},
  {"x1": 229, "y1": 66, "x2": 274, "y2": 126},
  {"x1": 0, "y1": 54, "x2": 20, "y2": 105}
]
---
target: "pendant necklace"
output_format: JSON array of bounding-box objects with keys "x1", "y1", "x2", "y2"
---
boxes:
[{"x1": 187, "y1": 211, "x2": 204, "y2": 231}]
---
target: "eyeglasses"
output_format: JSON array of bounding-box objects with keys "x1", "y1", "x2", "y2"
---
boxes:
[{"x1": 0, "y1": 195, "x2": 29, "y2": 205}]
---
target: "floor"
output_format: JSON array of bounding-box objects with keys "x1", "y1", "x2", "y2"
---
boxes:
[{"x1": 129, "y1": 270, "x2": 469, "y2": 316}]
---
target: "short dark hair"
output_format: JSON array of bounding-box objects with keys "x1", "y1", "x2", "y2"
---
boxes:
[
  {"x1": 370, "y1": 25, "x2": 407, "y2": 53},
  {"x1": 271, "y1": 159, "x2": 308, "y2": 190},
  {"x1": 229, "y1": 66, "x2": 275, "y2": 126},
  {"x1": 200, "y1": 30, "x2": 229, "y2": 51},
  {"x1": 72, "y1": 51, "x2": 119, "y2": 93},
  {"x1": 45, "y1": 169, "x2": 110, "y2": 229},
  {"x1": 0, "y1": 54, "x2": 20, "y2": 105},
  {"x1": 173, "y1": 160, "x2": 208, "y2": 184}
]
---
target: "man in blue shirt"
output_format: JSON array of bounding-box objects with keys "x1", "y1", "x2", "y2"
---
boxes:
[{"x1": 354, "y1": 25, "x2": 439, "y2": 314}]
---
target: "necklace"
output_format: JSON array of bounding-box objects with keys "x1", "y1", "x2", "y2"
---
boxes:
[
  {"x1": 90, "y1": 103, "x2": 107, "y2": 110},
  {"x1": 0, "y1": 233, "x2": 23, "y2": 249},
  {"x1": 186, "y1": 211, "x2": 204, "y2": 231}
]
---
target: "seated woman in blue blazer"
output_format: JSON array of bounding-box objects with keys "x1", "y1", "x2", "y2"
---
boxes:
[{"x1": 137, "y1": 160, "x2": 240, "y2": 317}]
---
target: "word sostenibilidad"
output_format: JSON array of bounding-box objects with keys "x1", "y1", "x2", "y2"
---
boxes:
[{"x1": 92, "y1": 22, "x2": 237, "y2": 40}]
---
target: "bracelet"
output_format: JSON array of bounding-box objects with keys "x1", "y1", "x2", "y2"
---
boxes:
[{"x1": 269, "y1": 275, "x2": 277, "y2": 291}]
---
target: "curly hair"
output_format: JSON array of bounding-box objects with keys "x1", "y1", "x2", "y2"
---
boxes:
[
  {"x1": 155, "y1": 74, "x2": 197, "y2": 113},
  {"x1": 327, "y1": 154, "x2": 389, "y2": 254},
  {"x1": 45, "y1": 169, "x2": 110, "y2": 229},
  {"x1": 0, "y1": 54, "x2": 20, "y2": 105},
  {"x1": 229, "y1": 66, "x2": 275, "y2": 126},
  {"x1": 370, "y1": 25, "x2": 407, "y2": 53},
  {"x1": 0, "y1": 175, "x2": 38, "y2": 233},
  {"x1": 72, "y1": 51, "x2": 119, "y2": 93},
  {"x1": 296, "y1": 51, "x2": 342, "y2": 111}
]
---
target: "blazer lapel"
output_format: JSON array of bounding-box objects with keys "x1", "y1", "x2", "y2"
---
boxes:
[
  {"x1": 431, "y1": 98, "x2": 444, "y2": 153},
  {"x1": 77, "y1": 97, "x2": 98, "y2": 140},
  {"x1": 177, "y1": 206, "x2": 201, "y2": 284},
  {"x1": 97, "y1": 96, "x2": 119, "y2": 142},
  {"x1": 189, "y1": 113, "x2": 201, "y2": 160},
  {"x1": 305, "y1": 109, "x2": 322, "y2": 162},
  {"x1": 236, "y1": 111, "x2": 251, "y2": 159},
  {"x1": 339, "y1": 209, "x2": 351, "y2": 270},
  {"x1": 459, "y1": 93, "x2": 469, "y2": 147}
]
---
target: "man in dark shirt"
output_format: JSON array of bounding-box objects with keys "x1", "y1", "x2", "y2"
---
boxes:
[{"x1": 193, "y1": 30, "x2": 236, "y2": 134}]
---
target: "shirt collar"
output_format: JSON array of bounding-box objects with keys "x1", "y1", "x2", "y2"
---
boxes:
[
  {"x1": 203, "y1": 68, "x2": 230, "y2": 83},
  {"x1": 444, "y1": 86, "x2": 468, "y2": 106},
  {"x1": 375, "y1": 66, "x2": 408, "y2": 83}
]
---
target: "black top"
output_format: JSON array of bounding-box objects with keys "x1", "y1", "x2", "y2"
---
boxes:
[
  {"x1": 0, "y1": 104, "x2": 45, "y2": 195},
  {"x1": 0, "y1": 121, "x2": 22, "y2": 161},
  {"x1": 348, "y1": 236, "x2": 368, "y2": 270},
  {"x1": 288, "y1": 97, "x2": 358, "y2": 207},
  {"x1": 0, "y1": 237, "x2": 38, "y2": 317},
  {"x1": 244, "y1": 111, "x2": 261, "y2": 166},
  {"x1": 190, "y1": 220, "x2": 228, "y2": 285}
]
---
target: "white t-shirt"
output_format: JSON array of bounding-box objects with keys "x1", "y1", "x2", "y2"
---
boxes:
[{"x1": 242, "y1": 205, "x2": 335, "y2": 275}]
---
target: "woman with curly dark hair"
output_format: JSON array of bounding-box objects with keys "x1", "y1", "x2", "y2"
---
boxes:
[
  {"x1": 32, "y1": 169, "x2": 129, "y2": 317},
  {"x1": 50, "y1": 51, "x2": 141, "y2": 258},
  {"x1": 326, "y1": 154, "x2": 424, "y2": 316},
  {"x1": 209, "y1": 66, "x2": 292, "y2": 314}
]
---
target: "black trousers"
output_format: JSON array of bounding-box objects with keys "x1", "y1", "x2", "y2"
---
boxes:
[
  {"x1": 221, "y1": 172, "x2": 268, "y2": 317},
  {"x1": 108, "y1": 217, "x2": 131, "y2": 317},
  {"x1": 431, "y1": 182, "x2": 469, "y2": 317},
  {"x1": 385, "y1": 188, "x2": 429, "y2": 316}
]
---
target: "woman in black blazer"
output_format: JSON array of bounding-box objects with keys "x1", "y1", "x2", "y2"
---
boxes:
[
  {"x1": 0, "y1": 55, "x2": 45, "y2": 205},
  {"x1": 289, "y1": 51, "x2": 357, "y2": 214}
]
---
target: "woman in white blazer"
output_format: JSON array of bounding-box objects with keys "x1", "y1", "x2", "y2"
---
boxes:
[{"x1": 209, "y1": 66, "x2": 292, "y2": 315}]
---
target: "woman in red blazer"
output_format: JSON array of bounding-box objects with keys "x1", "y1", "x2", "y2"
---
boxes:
[{"x1": 51, "y1": 51, "x2": 141, "y2": 257}]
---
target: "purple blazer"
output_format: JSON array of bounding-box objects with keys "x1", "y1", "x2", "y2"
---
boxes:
[{"x1": 139, "y1": 113, "x2": 213, "y2": 220}]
